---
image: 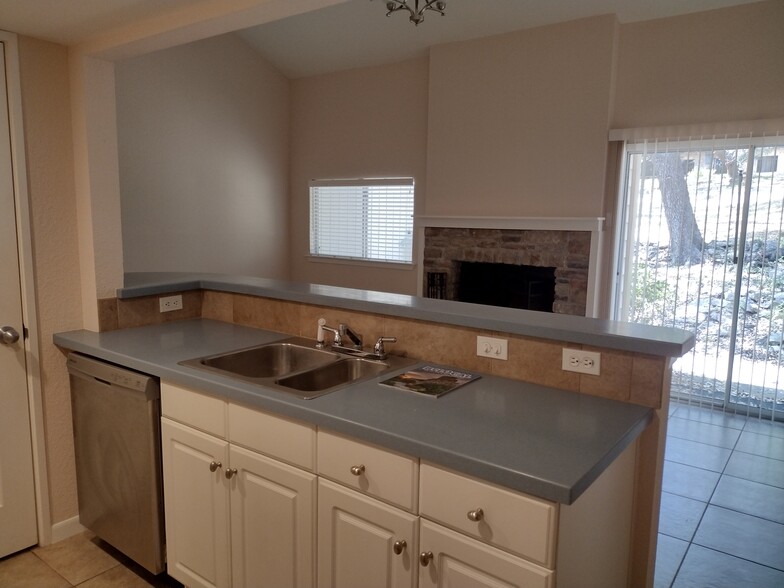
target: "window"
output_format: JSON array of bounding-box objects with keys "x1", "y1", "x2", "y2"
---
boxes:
[{"x1": 309, "y1": 178, "x2": 414, "y2": 264}]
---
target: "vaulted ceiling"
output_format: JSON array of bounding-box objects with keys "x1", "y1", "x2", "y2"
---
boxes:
[{"x1": 0, "y1": 0, "x2": 760, "y2": 77}]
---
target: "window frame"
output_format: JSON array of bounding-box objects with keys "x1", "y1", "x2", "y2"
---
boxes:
[{"x1": 308, "y1": 177, "x2": 415, "y2": 266}]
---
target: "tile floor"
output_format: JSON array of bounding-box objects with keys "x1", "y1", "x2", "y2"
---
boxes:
[
  {"x1": 655, "y1": 401, "x2": 784, "y2": 587},
  {"x1": 0, "y1": 531, "x2": 182, "y2": 587}
]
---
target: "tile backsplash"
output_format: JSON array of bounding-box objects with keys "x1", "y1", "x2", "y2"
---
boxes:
[{"x1": 100, "y1": 290, "x2": 669, "y2": 408}]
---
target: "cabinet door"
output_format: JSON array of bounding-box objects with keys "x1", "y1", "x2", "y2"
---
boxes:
[
  {"x1": 418, "y1": 519, "x2": 554, "y2": 588},
  {"x1": 161, "y1": 418, "x2": 231, "y2": 588},
  {"x1": 318, "y1": 479, "x2": 417, "y2": 588},
  {"x1": 229, "y1": 445, "x2": 316, "y2": 588}
]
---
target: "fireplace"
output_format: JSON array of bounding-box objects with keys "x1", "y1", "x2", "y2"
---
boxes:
[
  {"x1": 422, "y1": 227, "x2": 591, "y2": 316},
  {"x1": 456, "y1": 262, "x2": 556, "y2": 312}
]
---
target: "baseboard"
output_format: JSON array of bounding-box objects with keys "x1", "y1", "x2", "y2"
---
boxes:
[{"x1": 49, "y1": 516, "x2": 85, "y2": 544}]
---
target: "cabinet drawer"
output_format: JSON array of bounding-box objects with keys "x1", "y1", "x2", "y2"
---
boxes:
[
  {"x1": 419, "y1": 519, "x2": 554, "y2": 588},
  {"x1": 229, "y1": 403, "x2": 316, "y2": 471},
  {"x1": 317, "y1": 431, "x2": 418, "y2": 512},
  {"x1": 161, "y1": 382, "x2": 227, "y2": 438},
  {"x1": 419, "y1": 463, "x2": 558, "y2": 568}
]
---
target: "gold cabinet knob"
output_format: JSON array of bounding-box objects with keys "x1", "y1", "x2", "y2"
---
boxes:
[
  {"x1": 393, "y1": 540, "x2": 407, "y2": 555},
  {"x1": 350, "y1": 464, "x2": 366, "y2": 476},
  {"x1": 225, "y1": 468, "x2": 238, "y2": 479},
  {"x1": 419, "y1": 551, "x2": 433, "y2": 566},
  {"x1": 209, "y1": 461, "x2": 222, "y2": 472},
  {"x1": 467, "y1": 508, "x2": 484, "y2": 522}
]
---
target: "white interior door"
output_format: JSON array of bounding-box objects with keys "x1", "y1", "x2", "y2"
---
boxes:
[{"x1": 0, "y1": 41, "x2": 38, "y2": 557}]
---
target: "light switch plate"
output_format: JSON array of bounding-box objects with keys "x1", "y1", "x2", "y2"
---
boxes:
[{"x1": 476, "y1": 336, "x2": 508, "y2": 360}]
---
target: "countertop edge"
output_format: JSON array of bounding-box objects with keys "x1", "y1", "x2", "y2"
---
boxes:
[{"x1": 118, "y1": 272, "x2": 695, "y2": 357}]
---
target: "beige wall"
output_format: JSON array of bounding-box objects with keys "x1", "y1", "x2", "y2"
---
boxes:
[
  {"x1": 613, "y1": 0, "x2": 784, "y2": 128},
  {"x1": 115, "y1": 34, "x2": 291, "y2": 278},
  {"x1": 113, "y1": 3, "x2": 783, "y2": 298},
  {"x1": 426, "y1": 15, "x2": 618, "y2": 218},
  {"x1": 289, "y1": 57, "x2": 429, "y2": 293},
  {"x1": 18, "y1": 36, "x2": 82, "y2": 524}
]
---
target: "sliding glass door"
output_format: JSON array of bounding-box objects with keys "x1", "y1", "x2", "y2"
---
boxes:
[{"x1": 614, "y1": 135, "x2": 783, "y2": 419}]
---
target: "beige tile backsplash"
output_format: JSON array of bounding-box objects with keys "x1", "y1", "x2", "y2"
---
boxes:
[{"x1": 98, "y1": 290, "x2": 669, "y2": 408}]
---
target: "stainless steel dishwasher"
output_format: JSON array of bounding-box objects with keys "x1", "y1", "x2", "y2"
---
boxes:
[{"x1": 67, "y1": 352, "x2": 165, "y2": 574}]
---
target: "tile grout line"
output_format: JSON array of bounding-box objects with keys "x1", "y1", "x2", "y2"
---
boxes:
[
  {"x1": 664, "y1": 403, "x2": 748, "y2": 587},
  {"x1": 667, "y1": 404, "x2": 784, "y2": 584},
  {"x1": 30, "y1": 549, "x2": 76, "y2": 587}
]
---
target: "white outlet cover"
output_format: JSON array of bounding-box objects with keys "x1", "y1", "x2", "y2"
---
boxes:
[
  {"x1": 159, "y1": 294, "x2": 183, "y2": 313},
  {"x1": 561, "y1": 348, "x2": 601, "y2": 375}
]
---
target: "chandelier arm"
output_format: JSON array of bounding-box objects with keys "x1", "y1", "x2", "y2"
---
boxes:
[{"x1": 376, "y1": 0, "x2": 446, "y2": 24}]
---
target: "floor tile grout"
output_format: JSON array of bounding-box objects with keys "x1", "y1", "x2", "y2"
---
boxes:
[{"x1": 659, "y1": 400, "x2": 784, "y2": 587}]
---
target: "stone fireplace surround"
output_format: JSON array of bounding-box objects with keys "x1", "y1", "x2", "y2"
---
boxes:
[{"x1": 422, "y1": 226, "x2": 592, "y2": 316}]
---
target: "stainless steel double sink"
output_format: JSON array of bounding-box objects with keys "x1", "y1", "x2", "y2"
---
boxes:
[{"x1": 180, "y1": 336, "x2": 416, "y2": 399}]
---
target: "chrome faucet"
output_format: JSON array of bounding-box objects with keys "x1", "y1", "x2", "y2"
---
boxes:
[
  {"x1": 316, "y1": 318, "x2": 396, "y2": 360},
  {"x1": 339, "y1": 323, "x2": 363, "y2": 350}
]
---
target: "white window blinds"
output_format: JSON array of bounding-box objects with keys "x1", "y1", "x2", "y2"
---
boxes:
[{"x1": 309, "y1": 178, "x2": 414, "y2": 263}]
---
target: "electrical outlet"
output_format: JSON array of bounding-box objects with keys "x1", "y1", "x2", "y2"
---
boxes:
[
  {"x1": 159, "y1": 294, "x2": 183, "y2": 313},
  {"x1": 561, "y1": 348, "x2": 601, "y2": 375},
  {"x1": 476, "y1": 336, "x2": 508, "y2": 360}
]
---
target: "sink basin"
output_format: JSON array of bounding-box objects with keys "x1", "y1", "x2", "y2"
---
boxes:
[
  {"x1": 276, "y1": 358, "x2": 390, "y2": 393},
  {"x1": 180, "y1": 336, "x2": 417, "y2": 399},
  {"x1": 192, "y1": 341, "x2": 338, "y2": 378}
]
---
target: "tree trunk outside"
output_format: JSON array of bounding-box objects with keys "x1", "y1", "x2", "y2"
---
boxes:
[{"x1": 652, "y1": 153, "x2": 704, "y2": 265}]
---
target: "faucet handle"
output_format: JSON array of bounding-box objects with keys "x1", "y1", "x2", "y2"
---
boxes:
[
  {"x1": 317, "y1": 318, "x2": 341, "y2": 348},
  {"x1": 373, "y1": 337, "x2": 397, "y2": 358}
]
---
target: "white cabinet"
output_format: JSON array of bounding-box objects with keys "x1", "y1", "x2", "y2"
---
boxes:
[
  {"x1": 418, "y1": 462, "x2": 555, "y2": 588},
  {"x1": 419, "y1": 451, "x2": 637, "y2": 588},
  {"x1": 229, "y1": 445, "x2": 316, "y2": 588},
  {"x1": 161, "y1": 382, "x2": 637, "y2": 588},
  {"x1": 418, "y1": 519, "x2": 554, "y2": 588},
  {"x1": 161, "y1": 418, "x2": 231, "y2": 588},
  {"x1": 419, "y1": 462, "x2": 557, "y2": 568},
  {"x1": 318, "y1": 478, "x2": 418, "y2": 588},
  {"x1": 161, "y1": 383, "x2": 316, "y2": 588},
  {"x1": 317, "y1": 431, "x2": 419, "y2": 588}
]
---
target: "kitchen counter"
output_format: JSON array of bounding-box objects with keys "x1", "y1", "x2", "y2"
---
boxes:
[
  {"x1": 55, "y1": 318, "x2": 652, "y2": 505},
  {"x1": 119, "y1": 271, "x2": 694, "y2": 357}
]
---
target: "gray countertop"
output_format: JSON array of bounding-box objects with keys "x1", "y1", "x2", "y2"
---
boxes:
[
  {"x1": 120, "y1": 272, "x2": 695, "y2": 357},
  {"x1": 55, "y1": 319, "x2": 652, "y2": 505}
]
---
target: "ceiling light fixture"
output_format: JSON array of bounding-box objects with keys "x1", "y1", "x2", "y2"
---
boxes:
[{"x1": 377, "y1": 0, "x2": 447, "y2": 26}]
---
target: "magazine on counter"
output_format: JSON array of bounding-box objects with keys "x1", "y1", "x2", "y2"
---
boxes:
[{"x1": 380, "y1": 365, "x2": 480, "y2": 398}]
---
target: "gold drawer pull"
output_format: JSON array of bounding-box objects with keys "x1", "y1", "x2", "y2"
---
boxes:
[
  {"x1": 393, "y1": 540, "x2": 407, "y2": 555},
  {"x1": 350, "y1": 464, "x2": 366, "y2": 476},
  {"x1": 467, "y1": 508, "x2": 484, "y2": 522}
]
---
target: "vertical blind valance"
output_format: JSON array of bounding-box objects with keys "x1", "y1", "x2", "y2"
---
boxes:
[{"x1": 609, "y1": 118, "x2": 784, "y2": 143}]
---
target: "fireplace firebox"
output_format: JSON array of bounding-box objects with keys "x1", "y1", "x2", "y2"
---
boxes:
[
  {"x1": 422, "y1": 227, "x2": 590, "y2": 316},
  {"x1": 456, "y1": 262, "x2": 556, "y2": 312}
]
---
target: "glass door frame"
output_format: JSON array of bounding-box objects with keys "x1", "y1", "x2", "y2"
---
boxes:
[{"x1": 611, "y1": 135, "x2": 783, "y2": 419}]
